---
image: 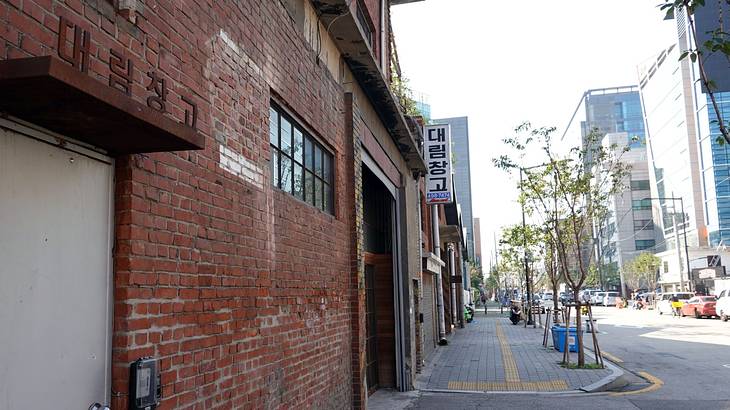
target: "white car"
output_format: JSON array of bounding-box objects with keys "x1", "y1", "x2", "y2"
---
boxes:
[
  {"x1": 656, "y1": 292, "x2": 695, "y2": 315},
  {"x1": 592, "y1": 292, "x2": 606, "y2": 305},
  {"x1": 602, "y1": 291, "x2": 620, "y2": 306},
  {"x1": 717, "y1": 290, "x2": 730, "y2": 322}
]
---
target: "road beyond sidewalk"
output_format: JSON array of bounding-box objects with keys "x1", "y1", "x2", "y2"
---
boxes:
[{"x1": 415, "y1": 308, "x2": 618, "y2": 393}]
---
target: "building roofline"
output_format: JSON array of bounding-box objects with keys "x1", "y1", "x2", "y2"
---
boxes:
[{"x1": 314, "y1": 0, "x2": 427, "y2": 173}]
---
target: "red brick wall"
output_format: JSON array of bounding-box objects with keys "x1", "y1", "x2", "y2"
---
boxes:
[{"x1": 2, "y1": 1, "x2": 353, "y2": 408}]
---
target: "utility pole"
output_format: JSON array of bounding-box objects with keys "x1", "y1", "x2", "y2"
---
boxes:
[
  {"x1": 672, "y1": 213, "x2": 685, "y2": 292},
  {"x1": 679, "y1": 197, "x2": 692, "y2": 292},
  {"x1": 645, "y1": 196, "x2": 693, "y2": 292}
]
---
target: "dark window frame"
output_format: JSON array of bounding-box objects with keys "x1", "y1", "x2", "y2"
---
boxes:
[
  {"x1": 355, "y1": 0, "x2": 374, "y2": 48},
  {"x1": 270, "y1": 103, "x2": 334, "y2": 214},
  {"x1": 635, "y1": 239, "x2": 656, "y2": 250},
  {"x1": 633, "y1": 219, "x2": 654, "y2": 231},
  {"x1": 632, "y1": 199, "x2": 652, "y2": 210},
  {"x1": 630, "y1": 180, "x2": 651, "y2": 191}
]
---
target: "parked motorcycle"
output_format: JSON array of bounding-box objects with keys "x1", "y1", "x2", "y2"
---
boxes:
[{"x1": 464, "y1": 304, "x2": 475, "y2": 323}]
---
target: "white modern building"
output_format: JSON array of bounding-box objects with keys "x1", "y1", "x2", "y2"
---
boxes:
[{"x1": 596, "y1": 132, "x2": 655, "y2": 290}]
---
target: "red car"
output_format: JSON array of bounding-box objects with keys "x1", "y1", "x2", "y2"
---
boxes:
[{"x1": 680, "y1": 296, "x2": 717, "y2": 318}]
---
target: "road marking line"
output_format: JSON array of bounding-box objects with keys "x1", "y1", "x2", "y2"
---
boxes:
[
  {"x1": 601, "y1": 351, "x2": 624, "y2": 363},
  {"x1": 447, "y1": 380, "x2": 569, "y2": 392},
  {"x1": 495, "y1": 321, "x2": 520, "y2": 382},
  {"x1": 609, "y1": 371, "x2": 663, "y2": 396}
]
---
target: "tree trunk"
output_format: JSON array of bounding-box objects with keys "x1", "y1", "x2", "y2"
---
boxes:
[
  {"x1": 573, "y1": 289, "x2": 585, "y2": 366},
  {"x1": 552, "y1": 278, "x2": 559, "y2": 323}
]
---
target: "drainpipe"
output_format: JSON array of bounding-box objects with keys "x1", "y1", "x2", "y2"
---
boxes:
[
  {"x1": 449, "y1": 244, "x2": 456, "y2": 326},
  {"x1": 450, "y1": 244, "x2": 464, "y2": 328},
  {"x1": 432, "y1": 205, "x2": 447, "y2": 344}
]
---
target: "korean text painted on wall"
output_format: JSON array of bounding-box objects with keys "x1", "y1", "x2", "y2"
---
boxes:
[{"x1": 424, "y1": 124, "x2": 453, "y2": 204}]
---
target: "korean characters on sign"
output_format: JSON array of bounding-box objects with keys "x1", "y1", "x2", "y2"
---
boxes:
[
  {"x1": 56, "y1": 16, "x2": 198, "y2": 130},
  {"x1": 424, "y1": 124, "x2": 453, "y2": 204}
]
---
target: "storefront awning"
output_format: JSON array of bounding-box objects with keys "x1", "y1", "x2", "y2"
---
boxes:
[{"x1": 0, "y1": 56, "x2": 204, "y2": 154}]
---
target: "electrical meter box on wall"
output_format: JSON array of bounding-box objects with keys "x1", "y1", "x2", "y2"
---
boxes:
[{"x1": 129, "y1": 357, "x2": 161, "y2": 410}]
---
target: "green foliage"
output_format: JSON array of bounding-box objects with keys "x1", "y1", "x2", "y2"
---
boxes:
[
  {"x1": 584, "y1": 265, "x2": 600, "y2": 287},
  {"x1": 494, "y1": 124, "x2": 630, "y2": 366},
  {"x1": 484, "y1": 270, "x2": 499, "y2": 290},
  {"x1": 624, "y1": 252, "x2": 662, "y2": 292},
  {"x1": 390, "y1": 71, "x2": 428, "y2": 121},
  {"x1": 469, "y1": 261, "x2": 483, "y2": 289},
  {"x1": 494, "y1": 124, "x2": 630, "y2": 293}
]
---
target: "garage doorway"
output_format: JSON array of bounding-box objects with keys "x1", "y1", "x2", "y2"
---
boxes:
[{"x1": 0, "y1": 121, "x2": 114, "y2": 409}]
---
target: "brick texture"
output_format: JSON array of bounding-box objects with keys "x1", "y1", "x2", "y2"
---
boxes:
[{"x1": 2, "y1": 0, "x2": 354, "y2": 408}]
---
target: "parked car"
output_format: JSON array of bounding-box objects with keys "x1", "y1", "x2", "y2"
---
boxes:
[
  {"x1": 530, "y1": 294, "x2": 545, "y2": 313},
  {"x1": 657, "y1": 292, "x2": 695, "y2": 315},
  {"x1": 592, "y1": 292, "x2": 607, "y2": 306},
  {"x1": 602, "y1": 291, "x2": 620, "y2": 307},
  {"x1": 560, "y1": 292, "x2": 574, "y2": 305},
  {"x1": 579, "y1": 289, "x2": 598, "y2": 304},
  {"x1": 717, "y1": 290, "x2": 730, "y2": 322},
  {"x1": 542, "y1": 293, "x2": 554, "y2": 303},
  {"x1": 680, "y1": 296, "x2": 717, "y2": 318}
]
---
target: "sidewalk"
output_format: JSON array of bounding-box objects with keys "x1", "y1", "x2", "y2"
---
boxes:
[{"x1": 415, "y1": 307, "x2": 616, "y2": 393}]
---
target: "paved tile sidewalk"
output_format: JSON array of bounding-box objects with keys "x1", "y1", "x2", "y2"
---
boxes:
[{"x1": 416, "y1": 308, "x2": 612, "y2": 392}]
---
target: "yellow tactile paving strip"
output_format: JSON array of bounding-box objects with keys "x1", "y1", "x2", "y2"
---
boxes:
[
  {"x1": 446, "y1": 321, "x2": 569, "y2": 392},
  {"x1": 447, "y1": 380, "x2": 570, "y2": 392},
  {"x1": 495, "y1": 321, "x2": 520, "y2": 382}
]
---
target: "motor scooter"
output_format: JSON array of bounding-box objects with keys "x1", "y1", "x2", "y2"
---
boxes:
[{"x1": 464, "y1": 304, "x2": 475, "y2": 323}]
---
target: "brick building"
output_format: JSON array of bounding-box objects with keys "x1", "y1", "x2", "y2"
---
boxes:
[{"x1": 0, "y1": 0, "x2": 433, "y2": 409}]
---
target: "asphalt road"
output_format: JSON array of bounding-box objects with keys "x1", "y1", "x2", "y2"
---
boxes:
[
  {"x1": 399, "y1": 305, "x2": 730, "y2": 410},
  {"x1": 590, "y1": 305, "x2": 730, "y2": 402}
]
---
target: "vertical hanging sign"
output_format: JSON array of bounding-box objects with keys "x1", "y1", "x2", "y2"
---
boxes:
[{"x1": 424, "y1": 124, "x2": 453, "y2": 204}]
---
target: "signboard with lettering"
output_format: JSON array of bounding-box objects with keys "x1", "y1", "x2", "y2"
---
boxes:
[
  {"x1": 423, "y1": 124, "x2": 453, "y2": 204},
  {"x1": 57, "y1": 16, "x2": 198, "y2": 129},
  {"x1": 691, "y1": 266, "x2": 726, "y2": 280}
]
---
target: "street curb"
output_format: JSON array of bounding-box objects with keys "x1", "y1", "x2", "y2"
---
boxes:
[
  {"x1": 418, "y1": 388, "x2": 585, "y2": 396},
  {"x1": 535, "y1": 323, "x2": 627, "y2": 393},
  {"x1": 579, "y1": 349, "x2": 627, "y2": 393}
]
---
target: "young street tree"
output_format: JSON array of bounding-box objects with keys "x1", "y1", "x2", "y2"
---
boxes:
[
  {"x1": 498, "y1": 223, "x2": 545, "y2": 317},
  {"x1": 495, "y1": 123, "x2": 630, "y2": 366},
  {"x1": 625, "y1": 252, "x2": 662, "y2": 295}
]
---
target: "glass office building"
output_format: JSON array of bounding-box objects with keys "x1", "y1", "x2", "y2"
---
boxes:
[
  {"x1": 680, "y1": 4, "x2": 730, "y2": 247},
  {"x1": 581, "y1": 86, "x2": 645, "y2": 150},
  {"x1": 639, "y1": 44, "x2": 705, "y2": 250},
  {"x1": 696, "y1": 91, "x2": 730, "y2": 245}
]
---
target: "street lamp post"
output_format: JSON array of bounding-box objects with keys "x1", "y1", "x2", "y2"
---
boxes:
[{"x1": 644, "y1": 196, "x2": 692, "y2": 292}]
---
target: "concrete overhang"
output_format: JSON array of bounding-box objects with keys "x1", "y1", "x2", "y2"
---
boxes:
[
  {"x1": 422, "y1": 251, "x2": 445, "y2": 274},
  {"x1": 440, "y1": 200, "x2": 467, "y2": 254},
  {"x1": 313, "y1": 0, "x2": 427, "y2": 173},
  {"x1": 439, "y1": 225, "x2": 462, "y2": 244}
]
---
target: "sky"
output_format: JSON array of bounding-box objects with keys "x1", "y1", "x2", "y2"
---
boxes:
[{"x1": 392, "y1": 0, "x2": 677, "y2": 271}]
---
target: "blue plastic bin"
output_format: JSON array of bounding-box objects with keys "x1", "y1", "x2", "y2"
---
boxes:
[{"x1": 551, "y1": 325, "x2": 578, "y2": 352}]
